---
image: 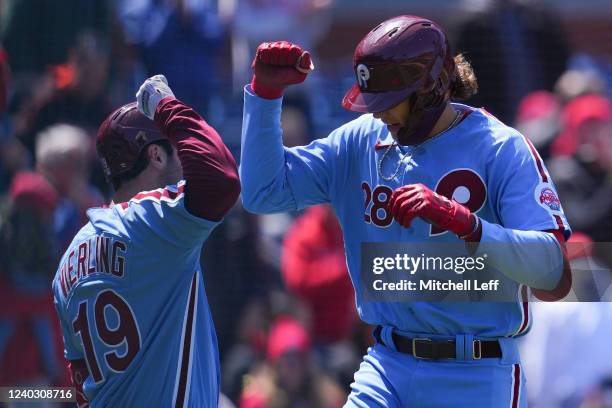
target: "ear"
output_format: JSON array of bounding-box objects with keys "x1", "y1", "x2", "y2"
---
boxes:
[{"x1": 146, "y1": 144, "x2": 167, "y2": 170}]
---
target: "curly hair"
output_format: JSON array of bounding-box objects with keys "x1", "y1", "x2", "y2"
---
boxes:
[{"x1": 450, "y1": 53, "x2": 478, "y2": 101}]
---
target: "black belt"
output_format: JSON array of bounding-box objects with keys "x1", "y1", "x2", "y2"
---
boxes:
[{"x1": 373, "y1": 326, "x2": 502, "y2": 360}]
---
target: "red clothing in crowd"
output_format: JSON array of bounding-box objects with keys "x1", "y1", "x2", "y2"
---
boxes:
[
  {"x1": 281, "y1": 205, "x2": 355, "y2": 344},
  {"x1": 0, "y1": 277, "x2": 68, "y2": 386}
]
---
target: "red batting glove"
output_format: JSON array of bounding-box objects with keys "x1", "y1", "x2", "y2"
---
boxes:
[
  {"x1": 251, "y1": 41, "x2": 313, "y2": 99},
  {"x1": 388, "y1": 183, "x2": 477, "y2": 239}
]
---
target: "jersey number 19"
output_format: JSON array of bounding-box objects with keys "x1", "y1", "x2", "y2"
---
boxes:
[{"x1": 72, "y1": 290, "x2": 141, "y2": 383}]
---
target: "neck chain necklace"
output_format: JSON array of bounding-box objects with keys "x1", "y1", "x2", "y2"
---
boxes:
[{"x1": 377, "y1": 111, "x2": 462, "y2": 182}]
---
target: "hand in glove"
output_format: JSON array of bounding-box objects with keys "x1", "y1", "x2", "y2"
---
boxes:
[
  {"x1": 251, "y1": 41, "x2": 314, "y2": 99},
  {"x1": 136, "y1": 74, "x2": 175, "y2": 120}
]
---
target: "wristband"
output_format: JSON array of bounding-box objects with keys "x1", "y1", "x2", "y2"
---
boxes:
[{"x1": 458, "y1": 215, "x2": 480, "y2": 240}]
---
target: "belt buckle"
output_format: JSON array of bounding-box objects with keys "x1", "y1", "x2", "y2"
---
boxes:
[
  {"x1": 473, "y1": 340, "x2": 482, "y2": 360},
  {"x1": 412, "y1": 338, "x2": 432, "y2": 359}
]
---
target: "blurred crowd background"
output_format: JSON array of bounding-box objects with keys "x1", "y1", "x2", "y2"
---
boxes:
[{"x1": 0, "y1": 0, "x2": 611, "y2": 407}]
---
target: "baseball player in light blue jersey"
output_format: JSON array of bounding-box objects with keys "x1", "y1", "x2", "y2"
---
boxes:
[
  {"x1": 52, "y1": 75, "x2": 240, "y2": 407},
  {"x1": 240, "y1": 16, "x2": 572, "y2": 407}
]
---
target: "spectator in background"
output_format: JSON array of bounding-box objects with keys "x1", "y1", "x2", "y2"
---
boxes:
[
  {"x1": 581, "y1": 377, "x2": 612, "y2": 408},
  {"x1": 222, "y1": 297, "x2": 270, "y2": 403},
  {"x1": 0, "y1": 45, "x2": 30, "y2": 191},
  {"x1": 240, "y1": 316, "x2": 344, "y2": 408},
  {"x1": 282, "y1": 204, "x2": 355, "y2": 345},
  {"x1": 0, "y1": 46, "x2": 9, "y2": 114},
  {"x1": 35, "y1": 123, "x2": 103, "y2": 251},
  {"x1": 118, "y1": 0, "x2": 227, "y2": 118},
  {"x1": 1, "y1": 0, "x2": 111, "y2": 76},
  {"x1": 227, "y1": 0, "x2": 333, "y2": 92},
  {"x1": 222, "y1": 292, "x2": 313, "y2": 404},
  {"x1": 0, "y1": 131, "x2": 29, "y2": 196},
  {"x1": 0, "y1": 172, "x2": 65, "y2": 388},
  {"x1": 455, "y1": 0, "x2": 568, "y2": 123},
  {"x1": 555, "y1": 69, "x2": 607, "y2": 105},
  {"x1": 546, "y1": 95, "x2": 612, "y2": 247},
  {"x1": 281, "y1": 204, "x2": 359, "y2": 390},
  {"x1": 13, "y1": 31, "x2": 113, "y2": 156},
  {"x1": 0, "y1": 172, "x2": 59, "y2": 289},
  {"x1": 203, "y1": 203, "x2": 281, "y2": 359},
  {"x1": 515, "y1": 91, "x2": 561, "y2": 161}
]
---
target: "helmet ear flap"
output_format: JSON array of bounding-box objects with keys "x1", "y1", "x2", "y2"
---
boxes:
[
  {"x1": 414, "y1": 82, "x2": 444, "y2": 111},
  {"x1": 416, "y1": 57, "x2": 454, "y2": 111}
]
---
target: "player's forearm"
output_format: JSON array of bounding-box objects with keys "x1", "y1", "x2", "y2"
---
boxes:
[
  {"x1": 155, "y1": 97, "x2": 240, "y2": 221},
  {"x1": 475, "y1": 219, "x2": 564, "y2": 290},
  {"x1": 240, "y1": 86, "x2": 297, "y2": 213}
]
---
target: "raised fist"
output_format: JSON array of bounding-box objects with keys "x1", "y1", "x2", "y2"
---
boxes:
[
  {"x1": 136, "y1": 74, "x2": 175, "y2": 120},
  {"x1": 251, "y1": 41, "x2": 314, "y2": 99}
]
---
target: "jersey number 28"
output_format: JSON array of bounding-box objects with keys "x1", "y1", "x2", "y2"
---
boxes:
[
  {"x1": 72, "y1": 289, "x2": 141, "y2": 383},
  {"x1": 362, "y1": 170, "x2": 487, "y2": 233}
]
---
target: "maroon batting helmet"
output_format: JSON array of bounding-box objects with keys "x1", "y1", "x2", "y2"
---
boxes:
[
  {"x1": 342, "y1": 15, "x2": 455, "y2": 114},
  {"x1": 96, "y1": 102, "x2": 167, "y2": 179}
]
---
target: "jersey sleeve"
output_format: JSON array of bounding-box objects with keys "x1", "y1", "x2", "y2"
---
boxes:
[
  {"x1": 154, "y1": 97, "x2": 240, "y2": 221},
  {"x1": 240, "y1": 85, "x2": 353, "y2": 213},
  {"x1": 113, "y1": 180, "x2": 219, "y2": 250},
  {"x1": 488, "y1": 129, "x2": 571, "y2": 238}
]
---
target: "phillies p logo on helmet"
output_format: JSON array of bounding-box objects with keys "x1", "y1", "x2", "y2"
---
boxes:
[{"x1": 356, "y1": 64, "x2": 370, "y2": 89}]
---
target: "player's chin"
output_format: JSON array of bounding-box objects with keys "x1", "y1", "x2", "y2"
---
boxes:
[
  {"x1": 389, "y1": 131, "x2": 401, "y2": 143},
  {"x1": 387, "y1": 124, "x2": 402, "y2": 138}
]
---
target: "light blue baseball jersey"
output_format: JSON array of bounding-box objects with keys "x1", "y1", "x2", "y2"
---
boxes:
[
  {"x1": 52, "y1": 180, "x2": 220, "y2": 407},
  {"x1": 241, "y1": 87, "x2": 570, "y2": 339}
]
